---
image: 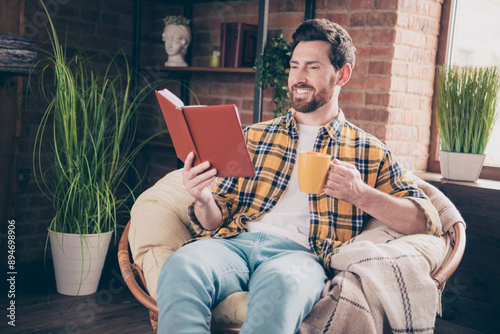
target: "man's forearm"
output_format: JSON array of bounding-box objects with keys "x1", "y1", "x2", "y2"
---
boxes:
[
  {"x1": 356, "y1": 186, "x2": 427, "y2": 235},
  {"x1": 194, "y1": 196, "x2": 223, "y2": 231}
]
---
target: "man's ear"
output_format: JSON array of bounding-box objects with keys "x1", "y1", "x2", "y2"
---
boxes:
[{"x1": 336, "y1": 64, "x2": 352, "y2": 86}]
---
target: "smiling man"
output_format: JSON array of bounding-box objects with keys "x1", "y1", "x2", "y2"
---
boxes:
[{"x1": 156, "y1": 19, "x2": 442, "y2": 334}]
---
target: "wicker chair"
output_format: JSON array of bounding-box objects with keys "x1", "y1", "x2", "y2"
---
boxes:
[{"x1": 117, "y1": 170, "x2": 466, "y2": 333}]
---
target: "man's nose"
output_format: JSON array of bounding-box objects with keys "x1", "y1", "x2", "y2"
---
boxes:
[{"x1": 291, "y1": 68, "x2": 308, "y2": 86}]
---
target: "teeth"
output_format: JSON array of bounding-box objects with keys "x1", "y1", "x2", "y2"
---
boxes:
[{"x1": 296, "y1": 89, "x2": 311, "y2": 94}]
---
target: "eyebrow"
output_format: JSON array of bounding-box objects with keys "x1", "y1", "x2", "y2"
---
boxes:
[{"x1": 290, "y1": 60, "x2": 322, "y2": 65}]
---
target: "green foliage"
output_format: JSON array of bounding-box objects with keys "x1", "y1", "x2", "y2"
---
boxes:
[
  {"x1": 32, "y1": 3, "x2": 155, "y2": 236},
  {"x1": 254, "y1": 34, "x2": 292, "y2": 118},
  {"x1": 163, "y1": 15, "x2": 191, "y2": 26},
  {"x1": 436, "y1": 65, "x2": 500, "y2": 154}
]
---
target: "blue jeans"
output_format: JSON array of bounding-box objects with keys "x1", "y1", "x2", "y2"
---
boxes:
[{"x1": 157, "y1": 232, "x2": 327, "y2": 334}]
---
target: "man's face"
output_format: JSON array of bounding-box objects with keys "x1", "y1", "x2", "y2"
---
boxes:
[{"x1": 288, "y1": 41, "x2": 339, "y2": 113}]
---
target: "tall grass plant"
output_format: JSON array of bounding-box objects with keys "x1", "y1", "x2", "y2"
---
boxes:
[
  {"x1": 32, "y1": 3, "x2": 154, "y2": 237},
  {"x1": 436, "y1": 65, "x2": 500, "y2": 154}
]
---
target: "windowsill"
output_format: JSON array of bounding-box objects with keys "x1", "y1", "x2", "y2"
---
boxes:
[{"x1": 415, "y1": 172, "x2": 500, "y2": 191}]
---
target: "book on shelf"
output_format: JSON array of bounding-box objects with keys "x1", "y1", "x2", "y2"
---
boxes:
[
  {"x1": 155, "y1": 88, "x2": 256, "y2": 178},
  {"x1": 220, "y1": 22, "x2": 258, "y2": 68}
]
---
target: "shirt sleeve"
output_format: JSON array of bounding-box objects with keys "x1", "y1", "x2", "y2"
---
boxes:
[{"x1": 375, "y1": 150, "x2": 443, "y2": 237}]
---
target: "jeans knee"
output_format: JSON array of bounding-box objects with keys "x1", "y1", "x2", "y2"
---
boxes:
[{"x1": 159, "y1": 248, "x2": 198, "y2": 283}]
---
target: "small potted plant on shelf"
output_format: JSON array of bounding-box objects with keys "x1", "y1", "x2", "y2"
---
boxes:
[
  {"x1": 254, "y1": 34, "x2": 292, "y2": 118},
  {"x1": 32, "y1": 2, "x2": 154, "y2": 296},
  {"x1": 436, "y1": 64, "x2": 500, "y2": 181}
]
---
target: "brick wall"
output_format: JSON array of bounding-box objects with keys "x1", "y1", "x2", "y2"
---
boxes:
[
  {"x1": 14, "y1": 0, "x2": 444, "y2": 264},
  {"x1": 315, "y1": 0, "x2": 442, "y2": 170}
]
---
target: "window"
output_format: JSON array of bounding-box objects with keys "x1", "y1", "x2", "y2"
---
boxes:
[{"x1": 429, "y1": 0, "x2": 500, "y2": 180}]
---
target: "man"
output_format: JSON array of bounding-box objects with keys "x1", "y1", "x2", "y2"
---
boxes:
[{"x1": 157, "y1": 19, "x2": 441, "y2": 334}]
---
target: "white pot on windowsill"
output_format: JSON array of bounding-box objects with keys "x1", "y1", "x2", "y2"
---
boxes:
[{"x1": 439, "y1": 150, "x2": 486, "y2": 182}]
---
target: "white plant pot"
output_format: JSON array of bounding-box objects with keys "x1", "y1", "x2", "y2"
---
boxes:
[
  {"x1": 49, "y1": 230, "x2": 113, "y2": 296},
  {"x1": 439, "y1": 150, "x2": 486, "y2": 182}
]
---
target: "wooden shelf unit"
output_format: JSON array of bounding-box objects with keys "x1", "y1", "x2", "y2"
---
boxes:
[{"x1": 151, "y1": 66, "x2": 255, "y2": 73}]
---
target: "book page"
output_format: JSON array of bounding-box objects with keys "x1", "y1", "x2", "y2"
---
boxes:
[{"x1": 157, "y1": 88, "x2": 184, "y2": 109}]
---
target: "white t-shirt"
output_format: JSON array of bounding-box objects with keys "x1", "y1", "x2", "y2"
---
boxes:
[{"x1": 246, "y1": 124, "x2": 322, "y2": 249}]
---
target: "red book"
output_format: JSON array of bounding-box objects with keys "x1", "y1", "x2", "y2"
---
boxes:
[
  {"x1": 220, "y1": 23, "x2": 227, "y2": 68},
  {"x1": 155, "y1": 88, "x2": 256, "y2": 178},
  {"x1": 221, "y1": 23, "x2": 258, "y2": 68}
]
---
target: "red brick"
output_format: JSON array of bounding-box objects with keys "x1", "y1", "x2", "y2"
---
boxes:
[
  {"x1": 360, "y1": 123, "x2": 387, "y2": 139},
  {"x1": 368, "y1": 12, "x2": 398, "y2": 27},
  {"x1": 399, "y1": 0, "x2": 418, "y2": 13},
  {"x1": 320, "y1": 13, "x2": 349, "y2": 26},
  {"x1": 352, "y1": 60, "x2": 367, "y2": 74},
  {"x1": 407, "y1": 79, "x2": 434, "y2": 96},
  {"x1": 393, "y1": 45, "x2": 411, "y2": 61},
  {"x1": 420, "y1": 96, "x2": 433, "y2": 111},
  {"x1": 387, "y1": 108, "x2": 406, "y2": 123},
  {"x1": 429, "y1": 1, "x2": 442, "y2": 19},
  {"x1": 352, "y1": 107, "x2": 390, "y2": 122},
  {"x1": 267, "y1": 13, "x2": 304, "y2": 29},
  {"x1": 374, "y1": 0, "x2": 399, "y2": 10},
  {"x1": 351, "y1": 0, "x2": 373, "y2": 10},
  {"x1": 395, "y1": 29, "x2": 427, "y2": 48},
  {"x1": 418, "y1": 126, "x2": 432, "y2": 143},
  {"x1": 407, "y1": 63, "x2": 422, "y2": 79},
  {"x1": 386, "y1": 124, "x2": 418, "y2": 141},
  {"x1": 224, "y1": 2, "x2": 260, "y2": 17},
  {"x1": 366, "y1": 93, "x2": 390, "y2": 106},
  {"x1": 348, "y1": 28, "x2": 372, "y2": 44},
  {"x1": 404, "y1": 94, "x2": 422, "y2": 109},
  {"x1": 391, "y1": 60, "x2": 408, "y2": 77},
  {"x1": 390, "y1": 77, "x2": 408, "y2": 92},
  {"x1": 350, "y1": 13, "x2": 369, "y2": 27},
  {"x1": 396, "y1": 12, "x2": 411, "y2": 29},
  {"x1": 426, "y1": 35, "x2": 439, "y2": 50},
  {"x1": 285, "y1": 0, "x2": 306, "y2": 12},
  {"x1": 369, "y1": 61, "x2": 392, "y2": 75},
  {"x1": 367, "y1": 77, "x2": 392, "y2": 90},
  {"x1": 372, "y1": 29, "x2": 397, "y2": 44},
  {"x1": 348, "y1": 75, "x2": 369, "y2": 89},
  {"x1": 325, "y1": 0, "x2": 350, "y2": 11},
  {"x1": 412, "y1": 16, "x2": 440, "y2": 35},
  {"x1": 341, "y1": 91, "x2": 365, "y2": 105},
  {"x1": 225, "y1": 98, "x2": 242, "y2": 109},
  {"x1": 209, "y1": 84, "x2": 226, "y2": 96},
  {"x1": 356, "y1": 45, "x2": 394, "y2": 59}
]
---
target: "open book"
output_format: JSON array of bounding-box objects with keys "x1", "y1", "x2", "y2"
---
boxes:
[{"x1": 155, "y1": 88, "x2": 255, "y2": 177}]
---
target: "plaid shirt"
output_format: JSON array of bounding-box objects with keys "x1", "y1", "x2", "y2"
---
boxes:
[{"x1": 188, "y1": 109, "x2": 442, "y2": 268}]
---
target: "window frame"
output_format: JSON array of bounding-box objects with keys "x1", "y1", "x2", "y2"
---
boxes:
[{"x1": 428, "y1": 0, "x2": 500, "y2": 181}]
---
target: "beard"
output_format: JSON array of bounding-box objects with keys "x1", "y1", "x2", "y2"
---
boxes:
[{"x1": 290, "y1": 75, "x2": 336, "y2": 113}]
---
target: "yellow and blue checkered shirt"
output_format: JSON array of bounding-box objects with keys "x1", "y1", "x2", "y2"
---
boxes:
[{"x1": 188, "y1": 109, "x2": 442, "y2": 268}]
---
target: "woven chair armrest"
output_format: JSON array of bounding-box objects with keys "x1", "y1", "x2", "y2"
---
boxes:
[
  {"x1": 118, "y1": 222, "x2": 160, "y2": 314},
  {"x1": 431, "y1": 222, "x2": 466, "y2": 291}
]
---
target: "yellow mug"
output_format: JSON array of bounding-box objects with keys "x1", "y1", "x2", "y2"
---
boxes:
[{"x1": 298, "y1": 151, "x2": 335, "y2": 194}]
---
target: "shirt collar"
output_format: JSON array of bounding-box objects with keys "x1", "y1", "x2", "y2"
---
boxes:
[{"x1": 284, "y1": 108, "x2": 346, "y2": 140}]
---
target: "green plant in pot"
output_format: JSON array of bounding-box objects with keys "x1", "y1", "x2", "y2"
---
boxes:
[
  {"x1": 32, "y1": 4, "x2": 153, "y2": 296},
  {"x1": 436, "y1": 65, "x2": 500, "y2": 181},
  {"x1": 254, "y1": 34, "x2": 292, "y2": 118}
]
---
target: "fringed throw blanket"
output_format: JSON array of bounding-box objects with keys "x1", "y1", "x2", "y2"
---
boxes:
[{"x1": 298, "y1": 221, "x2": 446, "y2": 334}]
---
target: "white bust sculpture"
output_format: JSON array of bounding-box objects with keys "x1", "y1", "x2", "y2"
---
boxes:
[{"x1": 162, "y1": 24, "x2": 191, "y2": 67}]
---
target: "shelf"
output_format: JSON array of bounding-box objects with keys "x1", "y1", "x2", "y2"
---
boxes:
[{"x1": 141, "y1": 66, "x2": 255, "y2": 74}]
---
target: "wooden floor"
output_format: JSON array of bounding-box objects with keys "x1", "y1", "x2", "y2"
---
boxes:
[{"x1": 1, "y1": 260, "x2": 491, "y2": 334}]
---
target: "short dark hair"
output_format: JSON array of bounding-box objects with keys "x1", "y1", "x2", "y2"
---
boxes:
[{"x1": 292, "y1": 19, "x2": 356, "y2": 71}]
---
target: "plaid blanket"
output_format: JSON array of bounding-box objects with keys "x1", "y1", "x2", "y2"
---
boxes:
[{"x1": 298, "y1": 220, "x2": 445, "y2": 334}]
